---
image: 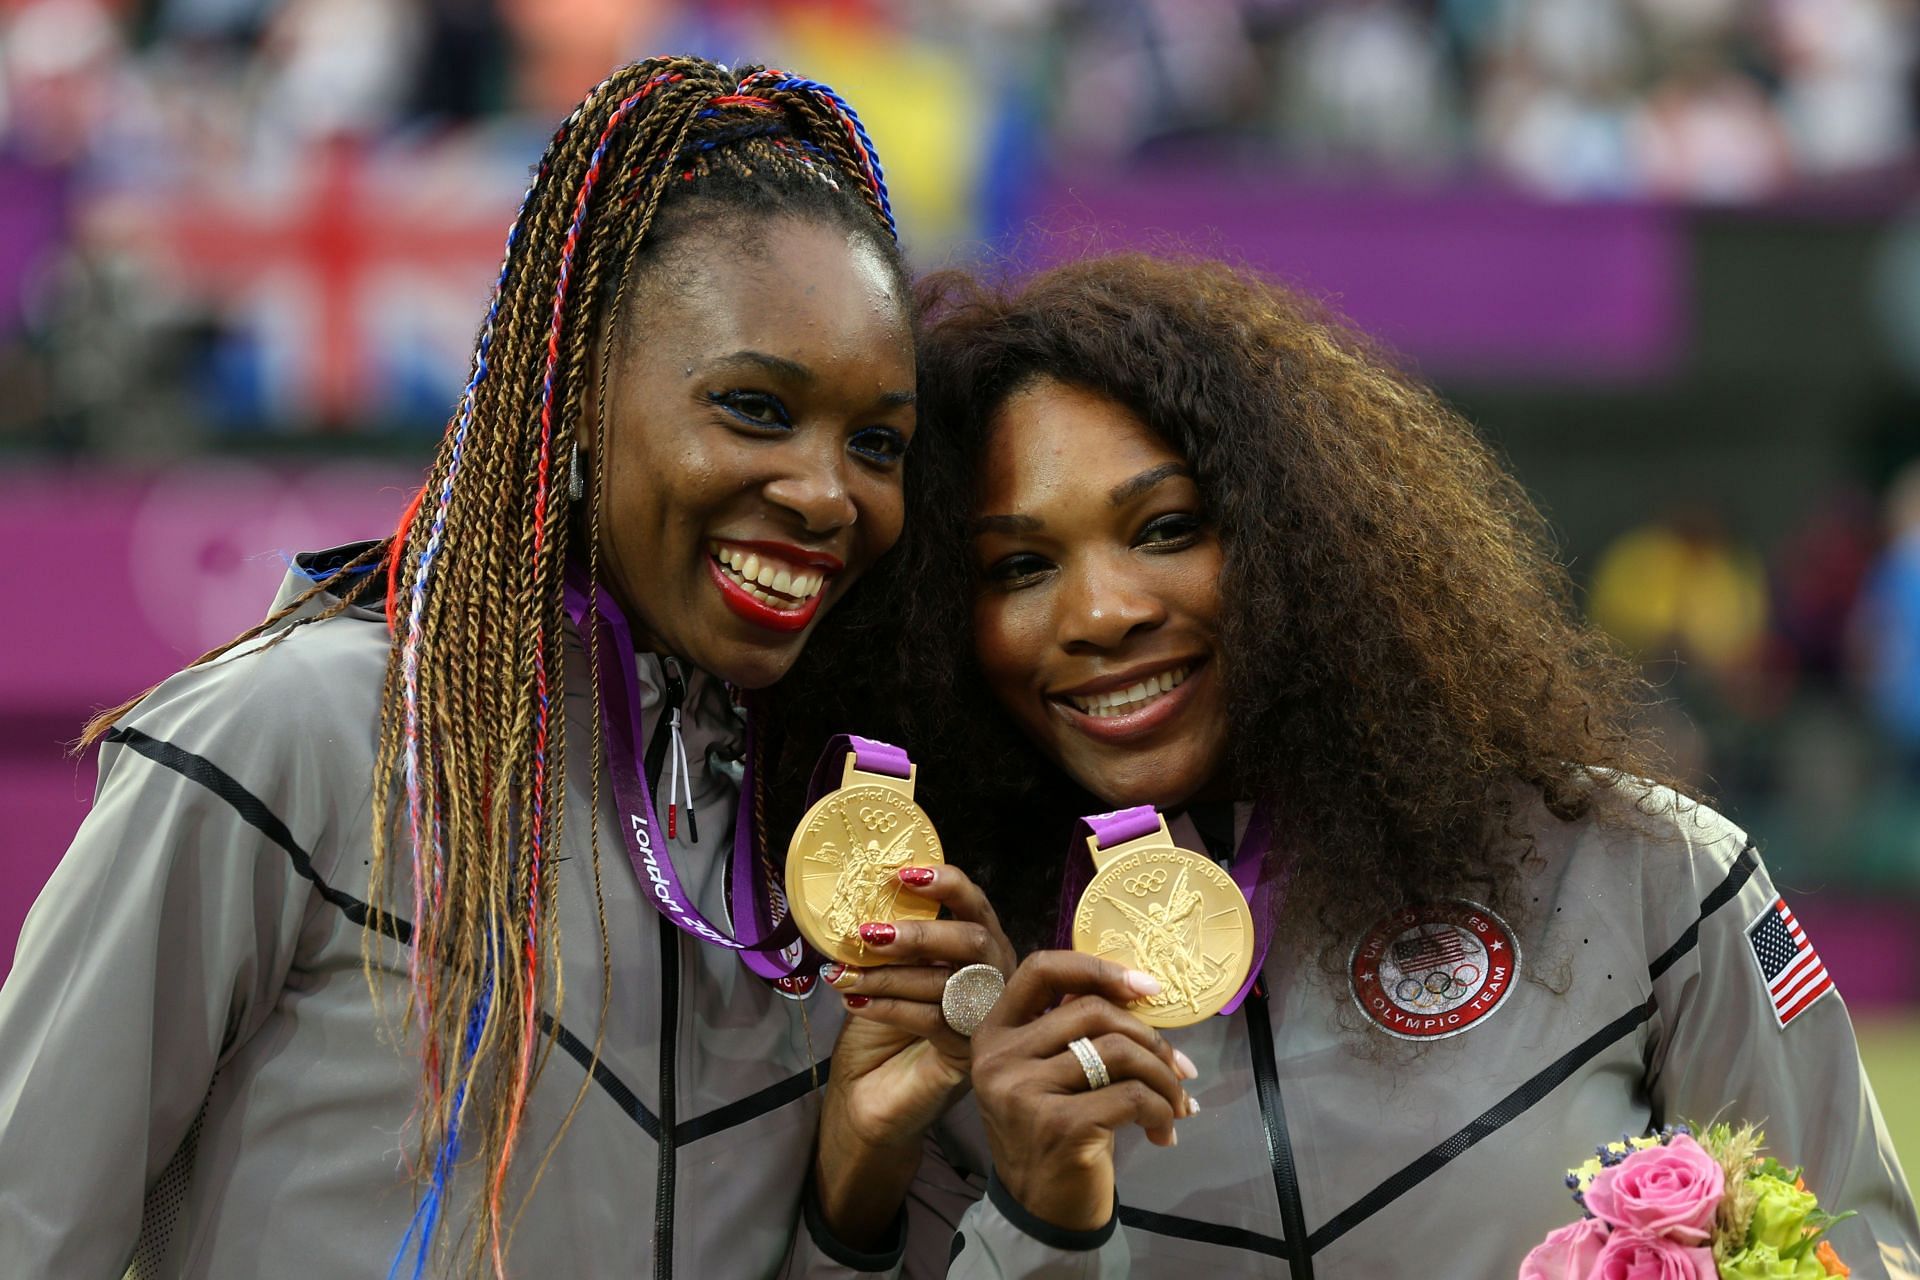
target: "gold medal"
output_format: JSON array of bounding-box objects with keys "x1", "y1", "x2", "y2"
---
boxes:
[
  {"x1": 1071, "y1": 815, "x2": 1254, "y2": 1028},
  {"x1": 785, "y1": 747, "x2": 944, "y2": 965}
]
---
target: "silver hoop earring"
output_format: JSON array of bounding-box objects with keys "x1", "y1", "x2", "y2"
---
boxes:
[{"x1": 568, "y1": 443, "x2": 585, "y2": 502}]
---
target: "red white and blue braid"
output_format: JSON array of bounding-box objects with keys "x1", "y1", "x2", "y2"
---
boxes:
[
  {"x1": 485, "y1": 70, "x2": 684, "y2": 1271},
  {"x1": 738, "y1": 68, "x2": 896, "y2": 239},
  {"x1": 399, "y1": 185, "x2": 534, "y2": 1037}
]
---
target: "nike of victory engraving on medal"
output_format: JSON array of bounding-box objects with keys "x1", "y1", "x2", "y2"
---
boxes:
[
  {"x1": 1071, "y1": 817, "x2": 1254, "y2": 1029},
  {"x1": 785, "y1": 752, "x2": 944, "y2": 966}
]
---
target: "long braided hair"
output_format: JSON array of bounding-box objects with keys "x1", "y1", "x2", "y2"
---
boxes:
[
  {"x1": 377, "y1": 58, "x2": 902, "y2": 1275},
  {"x1": 82, "y1": 55, "x2": 903, "y2": 1278}
]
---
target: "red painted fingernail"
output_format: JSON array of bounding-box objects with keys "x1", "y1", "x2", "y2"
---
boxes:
[
  {"x1": 844, "y1": 995, "x2": 871, "y2": 1009},
  {"x1": 898, "y1": 866, "x2": 936, "y2": 887},
  {"x1": 819, "y1": 962, "x2": 851, "y2": 988},
  {"x1": 858, "y1": 922, "x2": 896, "y2": 946}
]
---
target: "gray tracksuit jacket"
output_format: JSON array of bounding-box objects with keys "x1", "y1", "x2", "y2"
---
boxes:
[
  {"x1": 0, "y1": 554, "x2": 861, "y2": 1278},
  {"x1": 827, "y1": 798, "x2": 1920, "y2": 1278}
]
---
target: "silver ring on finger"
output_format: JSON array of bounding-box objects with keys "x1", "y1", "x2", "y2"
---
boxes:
[
  {"x1": 941, "y1": 963, "x2": 1006, "y2": 1037},
  {"x1": 1067, "y1": 1036, "x2": 1111, "y2": 1091}
]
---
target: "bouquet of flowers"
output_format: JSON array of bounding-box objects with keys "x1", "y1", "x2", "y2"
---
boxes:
[{"x1": 1520, "y1": 1123, "x2": 1854, "y2": 1279}]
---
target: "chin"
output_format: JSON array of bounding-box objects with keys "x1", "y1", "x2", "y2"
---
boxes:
[
  {"x1": 700, "y1": 640, "x2": 805, "y2": 691},
  {"x1": 1070, "y1": 750, "x2": 1210, "y2": 812}
]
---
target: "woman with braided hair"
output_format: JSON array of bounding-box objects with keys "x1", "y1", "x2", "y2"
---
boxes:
[{"x1": 0, "y1": 56, "x2": 1010, "y2": 1278}]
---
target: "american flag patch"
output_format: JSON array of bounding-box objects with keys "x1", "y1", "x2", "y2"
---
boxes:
[
  {"x1": 1393, "y1": 930, "x2": 1471, "y2": 973},
  {"x1": 1746, "y1": 898, "x2": 1833, "y2": 1028}
]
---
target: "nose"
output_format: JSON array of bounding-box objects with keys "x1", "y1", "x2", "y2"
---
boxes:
[
  {"x1": 1057, "y1": 555, "x2": 1166, "y2": 652},
  {"x1": 762, "y1": 437, "x2": 858, "y2": 536}
]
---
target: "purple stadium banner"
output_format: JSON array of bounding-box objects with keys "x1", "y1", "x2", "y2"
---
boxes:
[
  {"x1": 1023, "y1": 171, "x2": 1688, "y2": 381},
  {"x1": 0, "y1": 464, "x2": 418, "y2": 970}
]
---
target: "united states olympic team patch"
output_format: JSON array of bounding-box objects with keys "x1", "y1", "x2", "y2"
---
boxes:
[{"x1": 1349, "y1": 901, "x2": 1519, "y2": 1040}]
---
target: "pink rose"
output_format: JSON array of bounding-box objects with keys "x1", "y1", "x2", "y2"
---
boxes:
[
  {"x1": 1588, "y1": 1229, "x2": 1717, "y2": 1280},
  {"x1": 1583, "y1": 1135, "x2": 1725, "y2": 1244},
  {"x1": 1519, "y1": 1218, "x2": 1611, "y2": 1280}
]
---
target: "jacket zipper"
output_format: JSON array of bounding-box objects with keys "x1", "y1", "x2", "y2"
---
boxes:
[
  {"x1": 653, "y1": 919, "x2": 681, "y2": 1279},
  {"x1": 645, "y1": 658, "x2": 687, "y2": 1280},
  {"x1": 1245, "y1": 979, "x2": 1314, "y2": 1279}
]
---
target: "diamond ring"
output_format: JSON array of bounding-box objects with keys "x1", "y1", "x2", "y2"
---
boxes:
[
  {"x1": 940, "y1": 962, "x2": 1006, "y2": 1037},
  {"x1": 1067, "y1": 1036, "x2": 1111, "y2": 1091}
]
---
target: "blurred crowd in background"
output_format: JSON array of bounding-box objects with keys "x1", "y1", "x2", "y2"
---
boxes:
[
  {"x1": 6, "y1": 0, "x2": 1920, "y2": 904},
  {"x1": 6, "y1": 0, "x2": 1917, "y2": 194}
]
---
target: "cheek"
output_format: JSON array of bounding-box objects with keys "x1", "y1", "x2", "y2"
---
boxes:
[
  {"x1": 971, "y1": 593, "x2": 1046, "y2": 709},
  {"x1": 851, "y1": 474, "x2": 906, "y2": 565},
  {"x1": 606, "y1": 430, "x2": 690, "y2": 526},
  {"x1": 1174, "y1": 544, "x2": 1226, "y2": 632}
]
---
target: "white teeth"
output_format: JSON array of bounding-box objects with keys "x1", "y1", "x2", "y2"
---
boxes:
[
  {"x1": 709, "y1": 544, "x2": 828, "y2": 607},
  {"x1": 1066, "y1": 664, "x2": 1193, "y2": 718}
]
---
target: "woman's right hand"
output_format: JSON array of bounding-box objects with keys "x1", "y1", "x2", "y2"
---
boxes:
[{"x1": 970, "y1": 951, "x2": 1201, "y2": 1232}]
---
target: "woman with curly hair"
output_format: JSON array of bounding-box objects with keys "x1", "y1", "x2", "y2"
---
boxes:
[
  {"x1": 819, "y1": 255, "x2": 1920, "y2": 1276},
  {"x1": 0, "y1": 55, "x2": 1014, "y2": 1279}
]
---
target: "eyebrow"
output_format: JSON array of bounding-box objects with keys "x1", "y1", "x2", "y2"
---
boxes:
[
  {"x1": 705, "y1": 350, "x2": 915, "y2": 410},
  {"x1": 708, "y1": 350, "x2": 813, "y2": 382},
  {"x1": 1109, "y1": 462, "x2": 1192, "y2": 506},
  {"x1": 970, "y1": 462, "x2": 1194, "y2": 537},
  {"x1": 969, "y1": 513, "x2": 1042, "y2": 537}
]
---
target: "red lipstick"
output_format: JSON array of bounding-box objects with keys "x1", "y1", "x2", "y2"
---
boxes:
[
  {"x1": 721, "y1": 540, "x2": 845, "y2": 572},
  {"x1": 706, "y1": 557, "x2": 822, "y2": 633}
]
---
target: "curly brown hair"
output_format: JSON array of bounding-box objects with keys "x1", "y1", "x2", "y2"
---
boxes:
[{"x1": 889, "y1": 253, "x2": 1688, "y2": 959}]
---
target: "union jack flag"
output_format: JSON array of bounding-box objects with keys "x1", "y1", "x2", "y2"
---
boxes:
[{"x1": 1746, "y1": 898, "x2": 1833, "y2": 1028}]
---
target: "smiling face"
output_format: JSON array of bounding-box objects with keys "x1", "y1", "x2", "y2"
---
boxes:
[
  {"x1": 970, "y1": 378, "x2": 1231, "y2": 808},
  {"x1": 587, "y1": 214, "x2": 915, "y2": 689}
]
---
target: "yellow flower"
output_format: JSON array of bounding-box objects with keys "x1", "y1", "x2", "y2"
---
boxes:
[
  {"x1": 1718, "y1": 1243, "x2": 1825, "y2": 1279},
  {"x1": 1748, "y1": 1175, "x2": 1819, "y2": 1252}
]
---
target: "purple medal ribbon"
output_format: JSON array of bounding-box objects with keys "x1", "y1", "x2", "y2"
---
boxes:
[
  {"x1": 806, "y1": 733, "x2": 914, "y2": 801},
  {"x1": 1055, "y1": 802, "x2": 1283, "y2": 1016},
  {"x1": 562, "y1": 565, "x2": 808, "y2": 980}
]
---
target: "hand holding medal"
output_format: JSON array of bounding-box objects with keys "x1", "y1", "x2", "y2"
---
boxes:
[
  {"x1": 1067, "y1": 806, "x2": 1259, "y2": 1028},
  {"x1": 789, "y1": 736, "x2": 1016, "y2": 1039},
  {"x1": 786, "y1": 737, "x2": 945, "y2": 965},
  {"x1": 963, "y1": 804, "x2": 1273, "y2": 1233},
  {"x1": 804, "y1": 737, "x2": 1020, "y2": 1250}
]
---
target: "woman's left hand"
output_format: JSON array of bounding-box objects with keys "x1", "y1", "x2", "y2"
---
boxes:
[{"x1": 812, "y1": 863, "x2": 1016, "y2": 1244}]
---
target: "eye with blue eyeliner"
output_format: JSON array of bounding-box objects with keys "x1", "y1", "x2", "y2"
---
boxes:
[
  {"x1": 706, "y1": 389, "x2": 908, "y2": 466},
  {"x1": 850, "y1": 426, "x2": 910, "y2": 464},
  {"x1": 707, "y1": 388, "x2": 792, "y2": 429}
]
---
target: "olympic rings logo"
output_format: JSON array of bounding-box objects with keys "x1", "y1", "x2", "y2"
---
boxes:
[
  {"x1": 858, "y1": 807, "x2": 899, "y2": 833},
  {"x1": 1123, "y1": 868, "x2": 1169, "y2": 896},
  {"x1": 1390, "y1": 961, "x2": 1483, "y2": 1009}
]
